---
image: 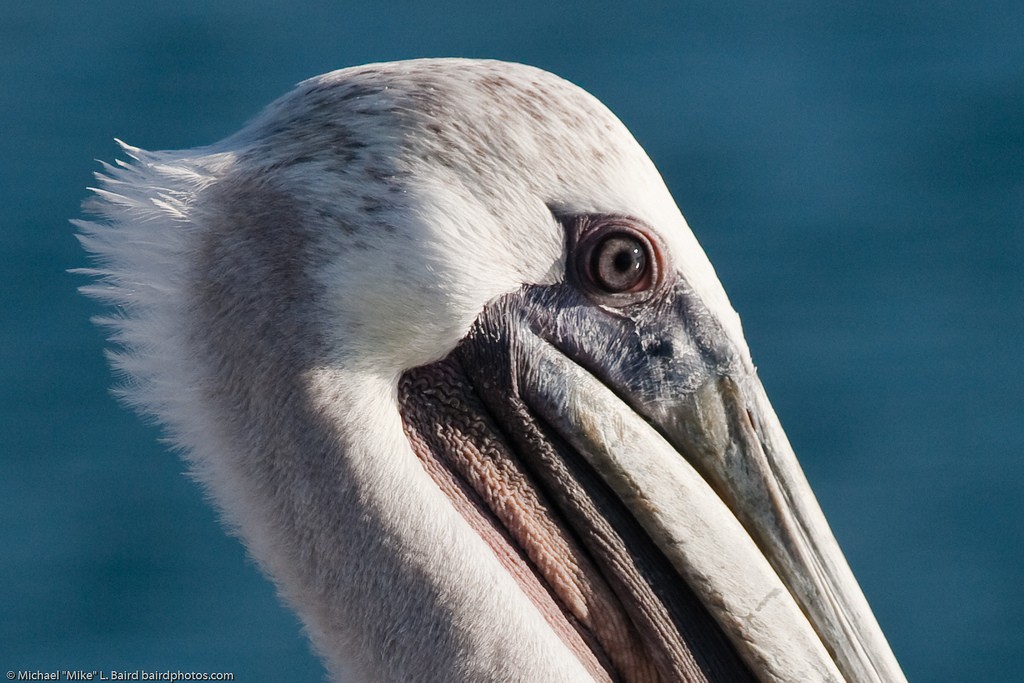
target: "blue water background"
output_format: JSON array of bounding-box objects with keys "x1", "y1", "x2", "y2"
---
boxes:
[{"x1": 2, "y1": 2, "x2": 1021, "y2": 681}]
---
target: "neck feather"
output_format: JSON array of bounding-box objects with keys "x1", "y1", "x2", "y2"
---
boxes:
[{"x1": 78, "y1": 145, "x2": 593, "y2": 681}]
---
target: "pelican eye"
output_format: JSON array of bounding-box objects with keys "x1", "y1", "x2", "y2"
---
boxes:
[
  {"x1": 591, "y1": 234, "x2": 648, "y2": 293},
  {"x1": 573, "y1": 217, "x2": 663, "y2": 304}
]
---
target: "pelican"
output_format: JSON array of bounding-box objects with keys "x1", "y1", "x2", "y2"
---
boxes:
[{"x1": 76, "y1": 59, "x2": 906, "y2": 682}]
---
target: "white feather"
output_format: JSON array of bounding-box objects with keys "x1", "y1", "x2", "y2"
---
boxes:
[{"x1": 76, "y1": 58, "x2": 751, "y2": 681}]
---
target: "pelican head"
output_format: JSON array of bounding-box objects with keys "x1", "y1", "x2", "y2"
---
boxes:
[{"x1": 77, "y1": 59, "x2": 906, "y2": 682}]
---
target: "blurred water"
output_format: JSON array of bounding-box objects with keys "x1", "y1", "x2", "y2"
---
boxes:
[{"x1": 2, "y1": 2, "x2": 1021, "y2": 681}]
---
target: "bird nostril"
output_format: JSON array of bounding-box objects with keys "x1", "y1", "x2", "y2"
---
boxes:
[{"x1": 647, "y1": 338, "x2": 674, "y2": 358}]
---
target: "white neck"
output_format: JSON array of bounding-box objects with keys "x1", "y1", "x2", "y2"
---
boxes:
[
  {"x1": 203, "y1": 363, "x2": 594, "y2": 681},
  {"x1": 76, "y1": 141, "x2": 594, "y2": 681}
]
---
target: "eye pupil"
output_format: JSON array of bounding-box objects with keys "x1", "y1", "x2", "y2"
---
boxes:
[
  {"x1": 612, "y1": 246, "x2": 641, "y2": 273},
  {"x1": 592, "y1": 234, "x2": 649, "y2": 293}
]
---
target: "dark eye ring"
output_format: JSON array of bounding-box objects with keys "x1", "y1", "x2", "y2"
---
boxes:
[{"x1": 574, "y1": 218, "x2": 663, "y2": 303}]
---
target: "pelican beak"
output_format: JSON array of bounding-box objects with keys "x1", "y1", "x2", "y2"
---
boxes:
[{"x1": 456, "y1": 280, "x2": 907, "y2": 683}]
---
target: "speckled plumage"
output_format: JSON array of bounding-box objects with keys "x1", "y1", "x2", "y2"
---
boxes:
[
  {"x1": 77, "y1": 59, "x2": 742, "y2": 682},
  {"x1": 75, "y1": 59, "x2": 904, "y2": 683}
]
